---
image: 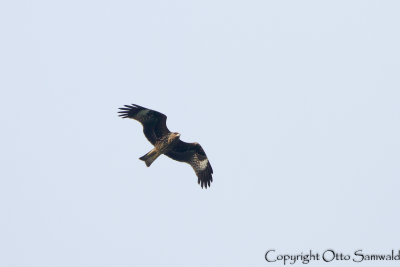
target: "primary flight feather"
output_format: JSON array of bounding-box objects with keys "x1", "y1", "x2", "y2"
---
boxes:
[{"x1": 118, "y1": 104, "x2": 213, "y2": 188}]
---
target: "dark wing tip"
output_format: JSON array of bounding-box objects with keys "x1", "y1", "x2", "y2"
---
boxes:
[
  {"x1": 117, "y1": 104, "x2": 143, "y2": 119},
  {"x1": 197, "y1": 163, "x2": 213, "y2": 189}
]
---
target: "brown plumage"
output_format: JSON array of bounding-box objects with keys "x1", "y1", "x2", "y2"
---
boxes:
[{"x1": 118, "y1": 104, "x2": 213, "y2": 188}]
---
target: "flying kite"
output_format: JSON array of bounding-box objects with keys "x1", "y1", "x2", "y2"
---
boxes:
[{"x1": 118, "y1": 104, "x2": 213, "y2": 188}]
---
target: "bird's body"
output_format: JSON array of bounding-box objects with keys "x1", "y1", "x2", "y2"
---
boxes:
[
  {"x1": 139, "y1": 132, "x2": 181, "y2": 167},
  {"x1": 118, "y1": 104, "x2": 213, "y2": 188}
]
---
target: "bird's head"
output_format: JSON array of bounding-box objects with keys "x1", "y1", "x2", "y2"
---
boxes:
[{"x1": 168, "y1": 132, "x2": 181, "y2": 143}]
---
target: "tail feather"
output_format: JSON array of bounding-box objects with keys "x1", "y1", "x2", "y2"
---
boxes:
[{"x1": 139, "y1": 149, "x2": 159, "y2": 167}]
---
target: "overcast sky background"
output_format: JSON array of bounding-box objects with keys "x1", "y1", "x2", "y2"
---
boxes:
[{"x1": 1, "y1": 1, "x2": 399, "y2": 266}]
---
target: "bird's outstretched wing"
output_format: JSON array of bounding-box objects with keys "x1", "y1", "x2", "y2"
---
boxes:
[
  {"x1": 166, "y1": 141, "x2": 213, "y2": 188},
  {"x1": 118, "y1": 104, "x2": 170, "y2": 145}
]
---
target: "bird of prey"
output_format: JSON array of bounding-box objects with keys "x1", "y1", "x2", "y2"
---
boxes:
[{"x1": 118, "y1": 104, "x2": 213, "y2": 188}]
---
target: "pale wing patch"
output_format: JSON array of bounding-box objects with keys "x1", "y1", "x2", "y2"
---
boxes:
[
  {"x1": 192, "y1": 154, "x2": 208, "y2": 171},
  {"x1": 137, "y1": 109, "x2": 151, "y2": 118},
  {"x1": 198, "y1": 158, "x2": 209, "y2": 170}
]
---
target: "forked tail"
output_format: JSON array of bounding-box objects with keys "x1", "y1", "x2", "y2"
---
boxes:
[{"x1": 139, "y1": 148, "x2": 160, "y2": 167}]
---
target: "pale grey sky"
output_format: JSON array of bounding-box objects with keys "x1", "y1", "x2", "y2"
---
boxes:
[{"x1": 1, "y1": 1, "x2": 399, "y2": 266}]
